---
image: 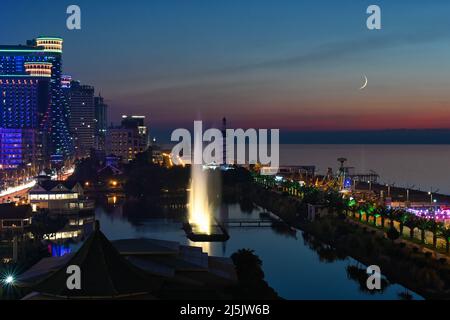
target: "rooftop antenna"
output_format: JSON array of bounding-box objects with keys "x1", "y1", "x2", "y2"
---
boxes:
[{"x1": 222, "y1": 117, "x2": 227, "y2": 164}]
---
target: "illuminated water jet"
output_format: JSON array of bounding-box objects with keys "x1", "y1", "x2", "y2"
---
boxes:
[
  {"x1": 184, "y1": 164, "x2": 229, "y2": 242},
  {"x1": 188, "y1": 164, "x2": 212, "y2": 235}
]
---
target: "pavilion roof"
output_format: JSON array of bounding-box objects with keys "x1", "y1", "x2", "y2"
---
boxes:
[{"x1": 32, "y1": 221, "x2": 164, "y2": 298}]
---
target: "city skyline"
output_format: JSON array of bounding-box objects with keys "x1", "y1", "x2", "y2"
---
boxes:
[
  {"x1": 2, "y1": 1, "x2": 450, "y2": 304},
  {"x1": 2, "y1": 1, "x2": 450, "y2": 139}
]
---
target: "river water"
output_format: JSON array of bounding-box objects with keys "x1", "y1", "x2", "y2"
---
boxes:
[{"x1": 76, "y1": 201, "x2": 422, "y2": 300}]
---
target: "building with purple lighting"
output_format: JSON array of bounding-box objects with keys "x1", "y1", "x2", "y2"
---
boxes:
[
  {"x1": 0, "y1": 128, "x2": 37, "y2": 169},
  {"x1": 0, "y1": 37, "x2": 74, "y2": 167}
]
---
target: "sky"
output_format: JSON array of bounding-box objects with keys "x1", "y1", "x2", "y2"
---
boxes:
[{"x1": 2, "y1": 0, "x2": 450, "y2": 141}]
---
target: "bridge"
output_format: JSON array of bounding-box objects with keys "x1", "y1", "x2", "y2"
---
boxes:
[{"x1": 220, "y1": 218, "x2": 274, "y2": 227}]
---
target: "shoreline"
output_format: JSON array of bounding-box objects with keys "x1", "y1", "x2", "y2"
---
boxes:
[{"x1": 238, "y1": 183, "x2": 450, "y2": 300}]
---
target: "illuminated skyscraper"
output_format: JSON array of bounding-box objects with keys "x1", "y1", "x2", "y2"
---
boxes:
[
  {"x1": 0, "y1": 128, "x2": 37, "y2": 169},
  {"x1": 0, "y1": 37, "x2": 73, "y2": 167},
  {"x1": 61, "y1": 74, "x2": 73, "y2": 134},
  {"x1": 68, "y1": 80, "x2": 95, "y2": 158},
  {"x1": 94, "y1": 95, "x2": 108, "y2": 151}
]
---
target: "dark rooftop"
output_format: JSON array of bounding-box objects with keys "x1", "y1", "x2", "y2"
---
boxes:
[
  {"x1": 32, "y1": 221, "x2": 164, "y2": 298},
  {"x1": 20, "y1": 225, "x2": 238, "y2": 300},
  {"x1": 0, "y1": 45, "x2": 42, "y2": 51},
  {"x1": 31, "y1": 180, "x2": 80, "y2": 193}
]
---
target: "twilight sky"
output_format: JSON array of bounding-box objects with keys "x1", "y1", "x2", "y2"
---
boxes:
[{"x1": 2, "y1": 0, "x2": 450, "y2": 139}]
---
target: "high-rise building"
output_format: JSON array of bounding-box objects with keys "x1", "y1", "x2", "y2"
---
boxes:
[
  {"x1": 0, "y1": 76, "x2": 47, "y2": 129},
  {"x1": 94, "y1": 95, "x2": 108, "y2": 151},
  {"x1": 121, "y1": 115, "x2": 145, "y2": 129},
  {"x1": 121, "y1": 115, "x2": 150, "y2": 146},
  {"x1": 0, "y1": 128, "x2": 37, "y2": 169},
  {"x1": 0, "y1": 37, "x2": 73, "y2": 165},
  {"x1": 68, "y1": 81, "x2": 95, "y2": 158},
  {"x1": 106, "y1": 115, "x2": 150, "y2": 163},
  {"x1": 61, "y1": 74, "x2": 73, "y2": 138}
]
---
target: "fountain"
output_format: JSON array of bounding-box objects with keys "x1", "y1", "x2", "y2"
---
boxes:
[{"x1": 184, "y1": 164, "x2": 229, "y2": 242}]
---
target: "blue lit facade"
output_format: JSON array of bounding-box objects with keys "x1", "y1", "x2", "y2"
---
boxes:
[
  {"x1": 61, "y1": 74, "x2": 73, "y2": 151},
  {"x1": 0, "y1": 37, "x2": 74, "y2": 167},
  {"x1": 47, "y1": 243, "x2": 72, "y2": 257},
  {"x1": 0, "y1": 77, "x2": 44, "y2": 129},
  {"x1": 0, "y1": 128, "x2": 37, "y2": 169}
]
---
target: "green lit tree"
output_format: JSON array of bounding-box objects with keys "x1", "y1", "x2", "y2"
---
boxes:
[{"x1": 403, "y1": 214, "x2": 420, "y2": 240}]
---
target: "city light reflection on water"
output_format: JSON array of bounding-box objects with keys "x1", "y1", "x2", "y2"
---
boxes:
[
  {"x1": 47, "y1": 243, "x2": 72, "y2": 257},
  {"x1": 87, "y1": 202, "x2": 422, "y2": 300}
]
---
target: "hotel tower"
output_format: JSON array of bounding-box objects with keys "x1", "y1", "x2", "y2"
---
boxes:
[{"x1": 0, "y1": 37, "x2": 73, "y2": 168}]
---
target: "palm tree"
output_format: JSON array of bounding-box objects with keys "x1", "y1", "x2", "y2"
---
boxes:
[
  {"x1": 395, "y1": 209, "x2": 408, "y2": 236},
  {"x1": 348, "y1": 201, "x2": 359, "y2": 219},
  {"x1": 403, "y1": 214, "x2": 420, "y2": 240},
  {"x1": 375, "y1": 206, "x2": 388, "y2": 229},
  {"x1": 363, "y1": 203, "x2": 378, "y2": 226},
  {"x1": 387, "y1": 226, "x2": 400, "y2": 243},
  {"x1": 371, "y1": 210, "x2": 378, "y2": 227},
  {"x1": 358, "y1": 202, "x2": 371, "y2": 223},
  {"x1": 331, "y1": 192, "x2": 351, "y2": 217},
  {"x1": 438, "y1": 225, "x2": 450, "y2": 254},
  {"x1": 385, "y1": 208, "x2": 396, "y2": 229},
  {"x1": 427, "y1": 221, "x2": 443, "y2": 249},
  {"x1": 356, "y1": 204, "x2": 365, "y2": 222},
  {"x1": 397, "y1": 209, "x2": 411, "y2": 235},
  {"x1": 417, "y1": 218, "x2": 431, "y2": 244}
]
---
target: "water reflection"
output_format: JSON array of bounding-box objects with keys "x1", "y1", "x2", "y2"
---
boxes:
[
  {"x1": 302, "y1": 232, "x2": 346, "y2": 263},
  {"x1": 49, "y1": 195, "x2": 422, "y2": 300},
  {"x1": 47, "y1": 243, "x2": 72, "y2": 257},
  {"x1": 346, "y1": 264, "x2": 390, "y2": 294}
]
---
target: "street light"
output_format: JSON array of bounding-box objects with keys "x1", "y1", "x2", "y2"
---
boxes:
[
  {"x1": 2, "y1": 274, "x2": 15, "y2": 286},
  {"x1": 405, "y1": 184, "x2": 415, "y2": 204}
]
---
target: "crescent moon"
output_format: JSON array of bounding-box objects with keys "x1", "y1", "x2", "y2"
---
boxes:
[{"x1": 359, "y1": 75, "x2": 368, "y2": 90}]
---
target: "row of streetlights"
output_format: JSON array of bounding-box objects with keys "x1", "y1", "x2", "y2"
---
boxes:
[{"x1": 361, "y1": 180, "x2": 439, "y2": 206}]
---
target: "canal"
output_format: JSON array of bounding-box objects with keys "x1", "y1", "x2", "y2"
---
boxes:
[{"x1": 60, "y1": 199, "x2": 422, "y2": 300}]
